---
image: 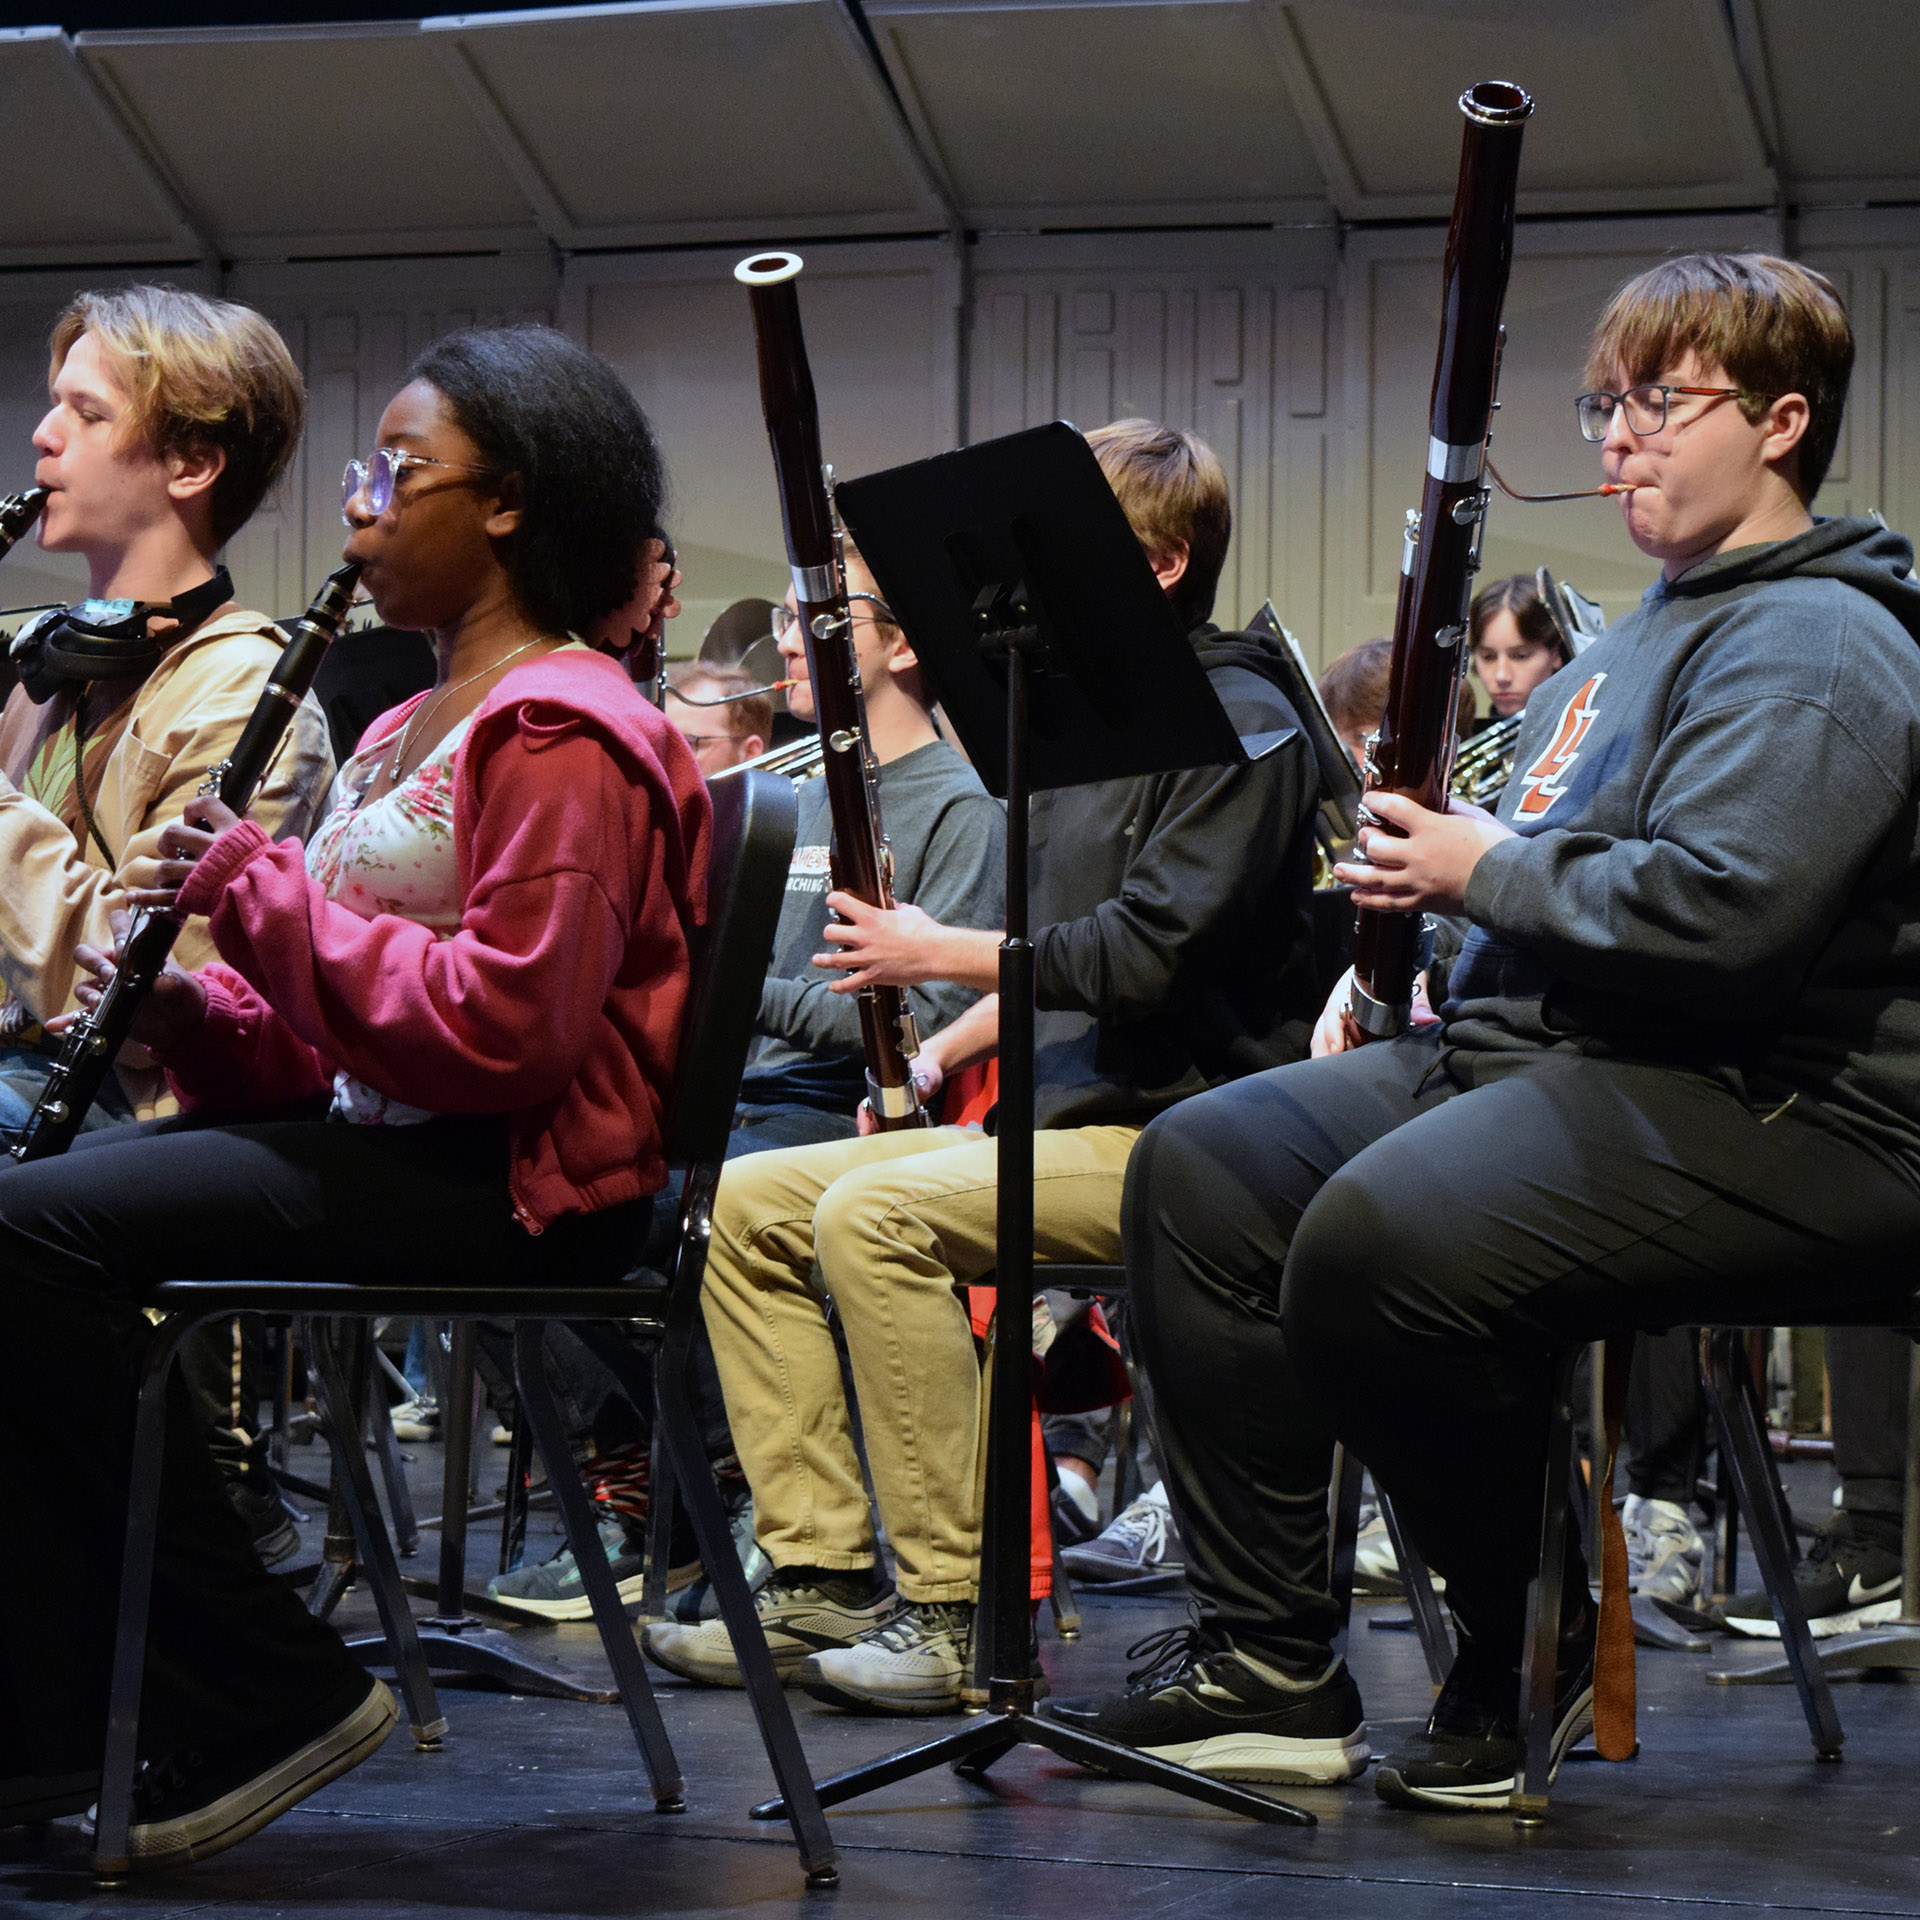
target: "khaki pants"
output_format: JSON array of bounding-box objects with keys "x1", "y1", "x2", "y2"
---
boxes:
[{"x1": 701, "y1": 1123, "x2": 1141, "y2": 1603}]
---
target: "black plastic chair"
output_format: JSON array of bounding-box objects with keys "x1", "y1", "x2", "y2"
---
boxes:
[{"x1": 89, "y1": 771, "x2": 841, "y2": 1886}]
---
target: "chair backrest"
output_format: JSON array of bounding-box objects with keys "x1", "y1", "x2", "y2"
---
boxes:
[{"x1": 662, "y1": 768, "x2": 797, "y2": 1167}]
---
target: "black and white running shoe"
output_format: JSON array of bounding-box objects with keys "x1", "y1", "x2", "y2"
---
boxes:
[
  {"x1": 1374, "y1": 1619, "x2": 1593, "y2": 1814},
  {"x1": 1720, "y1": 1513, "x2": 1902, "y2": 1639},
  {"x1": 1042, "y1": 1619, "x2": 1369, "y2": 1785}
]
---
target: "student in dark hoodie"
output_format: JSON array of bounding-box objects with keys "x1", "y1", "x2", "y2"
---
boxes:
[
  {"x1": 0, "y1": 327, "x2": 706, "y2": 1863},
  {"x1": 1044, "y1": 253, "x2": 1920, "y2": 1809},
  {"x1": 641, "y1": 420, "x2": 1322, "y2": 1713}
]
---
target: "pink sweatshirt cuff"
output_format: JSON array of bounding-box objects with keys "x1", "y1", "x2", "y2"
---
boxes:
[{"x1": 177, "y1": 819, "x2": 274, "y2": 918}]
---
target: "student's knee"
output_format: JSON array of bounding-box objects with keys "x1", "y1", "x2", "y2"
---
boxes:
[{"x1": 1281, "y1": 1168, "x2": 1415, "y2": 1377}]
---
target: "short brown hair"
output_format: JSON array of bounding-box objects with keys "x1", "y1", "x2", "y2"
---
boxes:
[
  {"x1": 666, "y1": 662, "x2": 773, "y2": 751},
  {"x1": 1086, "y1": 418, "x2": 1232, "y2": 627},
  {"x1": 1469, "y1": 575, "x2": 1569, "y2": 669},
  {"x1": 1319, "y1": 639, "x2": 1391, "y2": 741},
  {"x1": 1586, "y1": 252, "x2": 1853, "y2": 499},
  {"x1": 50, "y1": 285, "x2": 305, "y2": 546}
]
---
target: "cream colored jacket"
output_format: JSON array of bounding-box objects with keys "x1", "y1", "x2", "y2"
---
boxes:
[{"x1": 0, "y1": 606, "x2": 335, "y2": 1116}]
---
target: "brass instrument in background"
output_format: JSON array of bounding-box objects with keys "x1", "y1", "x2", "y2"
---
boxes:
[
  {"x1": 1447, "y1": 567, "x2": 1605, "y2": 811},
  {"x1": 711, "y1": 729, "x2": 825, "y2": 784},
  {"x1": 1449, "y1": 710, "x2": 1522, "y2": 808}
]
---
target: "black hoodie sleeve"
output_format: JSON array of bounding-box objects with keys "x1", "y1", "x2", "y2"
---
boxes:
[{"x1": 1033, "y1": 732, "x2": 1315, "y2": 1022}]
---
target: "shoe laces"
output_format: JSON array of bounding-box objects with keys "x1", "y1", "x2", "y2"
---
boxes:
[
  {"x1": 1102, "y1": 1493, "x2": 1169, "y2": 1557},
  {"x1": 1121, "y1": 1612, "x2": 1208, "y2": 1692},
  {"x1": 130, "y1": 1751, "x2": 199, "y2": 1816},
  {"x1": 861, "y1": 1601, "x2": 970, "y2": 1656}
]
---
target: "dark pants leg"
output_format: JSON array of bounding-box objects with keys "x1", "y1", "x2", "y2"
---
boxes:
[
  {"x1": 0, "y1": 1108, "x2": 646, "y2": 1770},
  {"x1": 1122, "y1": 1033, "x2": 1453, "y2": 1670},
  {"x1": 1279, "y1": 1052, "x2": 1920, "y2": 1662},
  {"x1": 1626, "y1": 1327, "x2": 1707, "y2": 1506},
  {"x1": 1828, "y1": 1325, "x2": 1911, "y2": 1523}
]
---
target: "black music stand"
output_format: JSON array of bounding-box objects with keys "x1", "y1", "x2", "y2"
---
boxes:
[{"x1": 750, "y1": 420, "x2": 1308, "y2": 1829}]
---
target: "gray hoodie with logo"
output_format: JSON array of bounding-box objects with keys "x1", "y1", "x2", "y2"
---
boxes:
[{"x1": 1446, "y1": 516, "x2": 1920, "y2": 1163}]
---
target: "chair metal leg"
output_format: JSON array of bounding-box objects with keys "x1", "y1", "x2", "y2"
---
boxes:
[
  {"x1": 1379, "y1": 1489, "x2": 1454, "y2": 1686},
  {"x1": 499, "y1": 1415, "x2": 533, "y2": 1576},
  {"x1": 1513, "y1": 1345, "x2": 1579, "y2": 1826},
  {"x1": 1701, "y1": 1330, "x2": 1845, "y2": 1756},
  {"x1": 579, "y1": 1318, "x2": 839, "y2": 1885},
  {"x1": 309, "y1": 1322, "x2": 448, "y2": 1748},
  {"x1": 367, "y1": 1382, "x2": 420, "y2": 1559},
  {"x1": 643, "y1": 1411, "x2": 677, "y2": 1622},
  {"x1": 91, "y1": 1316, "x2": 207, "y2": 1878},
  {"x1": 1327, "y1": 1444, "x2": 1364, "y2": 1659},
  {"x1": 1037, "y1": 1428, "x2": 1080, "y2": 1640},
  {"x1": 514, "y1": 1323, "x2": 684, "y2": 1809}
]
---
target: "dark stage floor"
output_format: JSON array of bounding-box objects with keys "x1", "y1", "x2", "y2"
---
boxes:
[{"x1": 6, "y1": 1446, "x2": 1916, "y2": 1920}]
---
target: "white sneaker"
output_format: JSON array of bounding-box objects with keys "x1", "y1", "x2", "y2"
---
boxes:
[
  {"x1": 641, "y1": 1569, "x2": 896, "y2": 1687},
  {"x1": 1352, "y1": 1510, "x2": 1445, "y2": 1597},
  {"x1": 798, "y1": 1601, "x2": 973, "y2": 1714}
]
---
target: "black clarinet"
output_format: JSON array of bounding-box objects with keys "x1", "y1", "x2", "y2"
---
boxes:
[
  {"x1": 10, "y1": 562, "x2": 362, "y2": 1162},
  {"x1": 1344, "y1": 80, "x2": 1533, "y2": 1043},
  {"x1": 734, "y1": 249, "x2": 928, "y2": 1129},
  {"x1": 0, "y1": 485, "x2": 50, "y2": 709}
]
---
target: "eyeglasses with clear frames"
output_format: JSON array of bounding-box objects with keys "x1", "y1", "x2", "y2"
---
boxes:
[
  {"x1": 771, "y1": 591, "x2": 898, "y2": 645},
  {"x1": 341, "y1": 447, "x2": 496, "y2": 522},
  {"x1": 1574, "y1": 384, "x2": 1776, "y2": 443}
]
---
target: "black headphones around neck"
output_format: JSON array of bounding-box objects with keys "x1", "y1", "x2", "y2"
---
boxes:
[{"x1": 9, "y1": 567, "x2": 233, "y2": 706}]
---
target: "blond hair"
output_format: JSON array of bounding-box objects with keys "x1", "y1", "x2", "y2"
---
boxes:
[
  {"x1": 50, "y1": 285, "x2": 305, "y2": 545},
  {"x1": 1586, "y1": 253, "x2": 1853, "y2": 500},
  {"x1": 1086, "y1": 418, "x2": 1232, "y2": 626}
]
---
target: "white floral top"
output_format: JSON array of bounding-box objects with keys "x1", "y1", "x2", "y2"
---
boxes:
[{"x1": 305, "y1": 714, "x2": 472, "y2": 1125}]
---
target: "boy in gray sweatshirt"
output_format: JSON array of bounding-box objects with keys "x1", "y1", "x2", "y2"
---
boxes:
[{"x1": 1047, "y1": 252, "x2": 1920, "y2": 1811}]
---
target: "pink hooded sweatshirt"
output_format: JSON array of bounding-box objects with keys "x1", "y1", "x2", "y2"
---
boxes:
[{"x1": 166, "y1": 649, "x2": 711, "y2": 1231}]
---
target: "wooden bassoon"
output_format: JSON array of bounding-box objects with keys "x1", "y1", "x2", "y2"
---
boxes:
[
  {"x1": 734, "y1": 250, "x2": 927, "y2": 1129},
  {"x1": 1345, "y1": 80, "x2": 1533, "y2": 1041},
  {"x1": 10, "y1": 561, "x2": 362, "y2": 1160}
]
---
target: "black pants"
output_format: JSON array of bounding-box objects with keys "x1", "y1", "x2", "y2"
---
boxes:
[
  {"x1": 1124, "y1": 1033, "x2": 1920, "y2": 1671},
  {"x1": 528, "y1": 1100, "x2": 861, "y2": 1465},
  {"x1": 1829, "y1": 1325, "x2": 1913, "y2": 1522},
  {"x1": 1625, "y1": 1327, "x2": 1708, "y2": 1507},
  {"x1": 0, "y1": 1105, "x2": 647, "y2": 1772}
]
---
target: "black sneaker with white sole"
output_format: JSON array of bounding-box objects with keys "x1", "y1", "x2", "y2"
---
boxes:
[
  {"x1": 1720, "y1": 1512, "x2": 1903, "y2": 1639},
  {"x1": 1, "y1": 1771, "x2": 98, "y2": 1828},
  {"x1": 1041, "y1": 1620, "x2": 1369, "y2": 1785},
  {"x1": 86, "y1": 1672, "x2": 397, "y2": 1869},
  {"x1": 1374, "y1": 1616, "x2": 1594, "y2": 1814}
]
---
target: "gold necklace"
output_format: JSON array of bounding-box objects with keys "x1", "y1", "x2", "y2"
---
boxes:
[{"x1": 384, "y1": 635, "x2": 551, "y2": 785}]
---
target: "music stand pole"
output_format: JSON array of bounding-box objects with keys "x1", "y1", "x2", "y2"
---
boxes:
[{"x1": 752, "y1": 595, "x2": 1309, "y2": 1829}]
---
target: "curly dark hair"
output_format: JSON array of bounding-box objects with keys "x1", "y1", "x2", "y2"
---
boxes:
[{"x1": 407, "y1": 326, "x2": 667, "y2": 637}]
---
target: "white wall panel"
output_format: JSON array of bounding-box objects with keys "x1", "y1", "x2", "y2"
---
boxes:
[
  {"x1": 967, "y1": 231, "x2": 1335, "y2": 659},
  {"x1": 565, "y1": 242, "x2": 961, "y2": 651}
]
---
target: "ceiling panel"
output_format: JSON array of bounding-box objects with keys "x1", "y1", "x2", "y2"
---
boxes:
[
  {"x1": 1271, "y1": 0, "x2": 1774, "y2": 218},
  {"x1": 425, "y1": 1, "x2": 944, "y2": 247},
  {"x1": 867, "y1": 0, "x2": 1324, "y2": 226},
  {"x1": 75, "y1": 24, "x2": 540, "y2": 256},
  {"x1": 1753, "y1": 0, "x2": 1920, "y2": 197},
  {"x1": 0, "y1": 28, "x2": 199, "y2": 264}
]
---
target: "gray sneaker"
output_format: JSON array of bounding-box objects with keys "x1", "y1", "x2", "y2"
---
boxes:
[
  {"x1": 1623, "y1": 1495, "x2": 1704, "y2": 1608},
  {"x1": 799, "y1": 1601, "x2": 974, "y2": 1714},
  {"x1": 487, "y1": 1514, "x2": 686, "y2": 1621},
  {"x1": 641, "y1": 1569, "x2": 896, "y2": 1687}
]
